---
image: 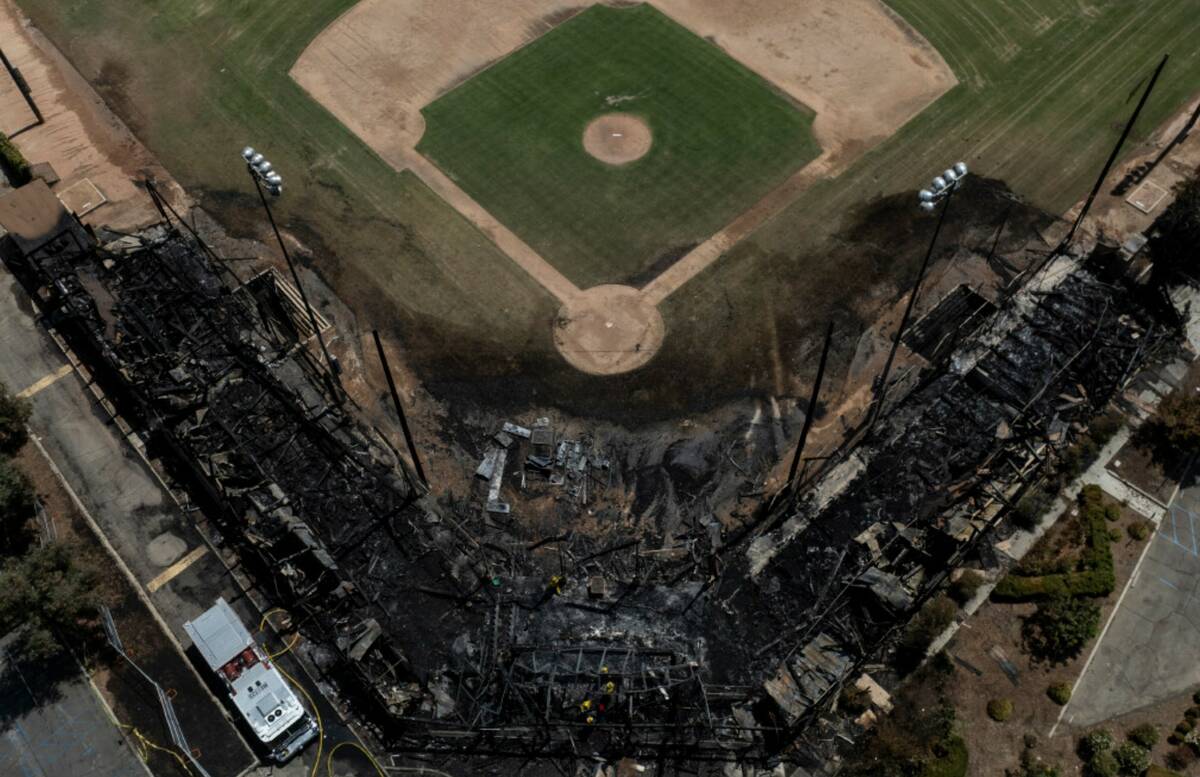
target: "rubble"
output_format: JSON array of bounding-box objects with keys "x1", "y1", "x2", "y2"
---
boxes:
[{"x1": 0, "y1": 180, "x2": 1183, "y2": 767}]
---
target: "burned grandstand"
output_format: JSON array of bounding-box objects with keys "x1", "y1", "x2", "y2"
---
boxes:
[{"x1": 0, "y1": 180, "x2": 1181, "y2": 767}]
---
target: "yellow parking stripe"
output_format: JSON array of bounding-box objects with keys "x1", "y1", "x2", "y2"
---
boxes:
[
  {"x1": 16, "y1": 364, "x2": 74, "y2": 398},
  {"x1": 146, "y1": 546, "x2": 208, "y2": 593}
]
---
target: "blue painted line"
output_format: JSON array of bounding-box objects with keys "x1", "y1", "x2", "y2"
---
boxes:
[
  {"x1": 1161, "y1": 576, "x2": 1181, "y2": 590},
  {"x1": 1188, "y1": 509, "x2": 1199, "y2": 556}
]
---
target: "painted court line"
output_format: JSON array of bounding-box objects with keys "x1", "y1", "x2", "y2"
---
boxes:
[
  {"x1": 145, "y1": 545, "x2": 209, "y2": 594},
  {"x1": 15, "y1": 364, "x2": 74, "y2": 399}
]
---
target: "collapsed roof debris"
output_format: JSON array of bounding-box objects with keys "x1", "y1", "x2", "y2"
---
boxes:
[{"x1": 0, "y1": 182, "x2": 1180, "y2": 766}]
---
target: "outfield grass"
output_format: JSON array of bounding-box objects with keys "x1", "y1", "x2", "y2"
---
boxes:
[
  {"x1": 12, "y1": 0, "x2": 1200, "y2": 419},
  {"x1": 417, "y1": 4, "x2": 819, "y2": 289},
  {"x1": 13, "y1": 0, "x2": 559, "y2": 367},
  {"x1": 661, "y1": 0, "x2": 1200, "y2": 386}
]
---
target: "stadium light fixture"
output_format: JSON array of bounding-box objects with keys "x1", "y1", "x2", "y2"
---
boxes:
[
  {"x1": 918, "y1": 161, "x2": 967, "y2": 212},
  {"x1": 242, "y1": 145, "x2": 283, "y2": 196},
  {"x1": 869, "y1": 160, "x2": 969, "y2": 432},
  {"x1": 238, "y1": 145, "x2": 342, "y2": 403}
]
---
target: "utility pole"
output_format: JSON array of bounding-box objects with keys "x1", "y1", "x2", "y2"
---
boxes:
[
  {"x1": 1060, "y1": 53, "x2": 1169, "y2": 252},
  {"x1": 240, "y1": 146, "x2": 344, "y2": 405},
  {"x1": 869, "y1": 162, "x2": 968, "y2": 432},
  {"x1": 372, "y1": 329, "x2": 428, "y2": 489},
  {"x1": 786, "y1": 320, "x2": 835, "y2": 491}
]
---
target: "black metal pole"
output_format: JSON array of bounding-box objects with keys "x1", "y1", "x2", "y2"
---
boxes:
[
  {"x1": 0, "y1": 47, "x2": 43, "y2": 128},
  {"x1": 786, "y1": 320, "x2": 834, "y2": 488},
  {"x1": 1061, "y1": 53, "x2": 1169, "y2": 251},
  {"x1": 869, "y1": 182, "x2": 958, "y2": 432},
  {"x1": 372, "y1": 329, "x2": 428, "y2": 488},
  {"x1": 248, "y1": 168, "x2": 343, "y2": 403}
]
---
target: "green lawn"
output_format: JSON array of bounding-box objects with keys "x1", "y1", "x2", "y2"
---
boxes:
[
  {"x1": 11, "y1": 0, "x2": 1200, "y2": 420},
  {"x1": 12, "y1": 0, "x2": 559, "y2": 372},
  {"x1": 417, "y1": 3, "x2": 819, "y2": 289},
  {"x1": 659, "y1": 0, "x2": 1200, "y2": 395}
]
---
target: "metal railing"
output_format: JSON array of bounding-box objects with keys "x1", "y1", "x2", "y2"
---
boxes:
[{"x1": 100, "y1": 605, "x2": 212, "y2": 777}]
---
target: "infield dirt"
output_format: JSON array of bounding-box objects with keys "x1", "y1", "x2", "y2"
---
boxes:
[{"x1": 292, "y1": 0, "x2": 953, "y2": 173}]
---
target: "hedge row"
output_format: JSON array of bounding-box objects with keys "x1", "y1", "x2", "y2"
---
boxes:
[
  {"x1": 993, "y1": 486, "x2": 1115, "y2": 602},
  {"x1": 0, "y1": 131, "x2": 31, "y2": 187}
]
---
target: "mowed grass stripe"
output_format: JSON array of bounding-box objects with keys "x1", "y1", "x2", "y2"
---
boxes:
[
  {"x1": 15, "y1": 0, "x2": 561, "y2": 357},
  {"x1": 661, "y1": 0, "x2": 1200, "y2": 371},
  {"x1": 417, "y1": 4, "x2": 819, "y2": 289}
]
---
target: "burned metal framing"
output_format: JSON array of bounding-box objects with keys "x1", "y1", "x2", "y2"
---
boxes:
[{"x1": 0, "y1": 187, "x2": 1178, "y2": 765}]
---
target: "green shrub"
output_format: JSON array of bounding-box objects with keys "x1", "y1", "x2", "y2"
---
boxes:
[
  {"x1": 1112, "y1": 742, "x2": 1150, "y2": 775},
  {"x1": 951, "y1": 570, "x2": 986, "y2": 604},
  {"x1": 0, "y1": 382, "x2": 31, "y2": 456},
  {"x1": 0, "y1": 458, "x2": 35, "y2": 553},
  {"x1": 1193, "y1": 691, "x2": 1200, "y2": 705},
  {"x1": 1127, "y1": 723, "x2": 1159, "y2": 749},
  {"x1": 988, "y1": 698, "x2": 1014, "y2": 722},
  {"x1": 1025, "y1": 594, "x2": 1102, "y2": 663},
  {"x1": 0, "y1": 131, "x2": 31, "y2": 187},
  {"x1": 921, "y1": 734, "x2": 968, "y2": 777},
  {"x1": 1080, "y1": 729, "x2": 1116, "y2": 760},
  {"x1": 1013, "y1": 488, "x2": 1054, "y2": 531},
  {"x1": 1174, "y1": 720, "x2": 1193, "y2": 736},
  {"x1": 1047, "y1": 682, "x2": 1072, "y2": 705},
  {"x1": 1127, "y1": 521, "x2": 1152, "y2": 541},
  {"x1": 897, "y1": 596, "x2": 958, "y2": 672},
  {"x1": 1061, "y1": 437, "x2": 1101, "y2": 481},
  {"x1": 1089, "y1": 414, "x2": 1123, "y2": 447},
  {"x1": 993, "y1": 488, "x2": 1116, "y2": 603},
  {"x1": 1085, "y1": 752, "x2": 1119, "y2": 777},
  {"x1": 1185, "y1": 706, "x2": 1200, "y2": 720}
]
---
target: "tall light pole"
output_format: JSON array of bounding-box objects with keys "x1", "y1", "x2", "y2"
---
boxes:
[
  {"x1": 868, "y1": 161, "x2": 968, "y2": 432},
  {"x1": 240, "y1": 146, "x2": 344, "y2": 404}
]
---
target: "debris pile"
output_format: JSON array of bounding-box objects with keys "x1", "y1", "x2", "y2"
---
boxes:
[{"x1": 0, "y1": 185, "x2": 1180, "y2": 766}]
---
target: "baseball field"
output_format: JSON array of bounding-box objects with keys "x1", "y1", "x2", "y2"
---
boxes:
[{"x1": 10, "y1": 0, "x2": 1200, "y2": 417}]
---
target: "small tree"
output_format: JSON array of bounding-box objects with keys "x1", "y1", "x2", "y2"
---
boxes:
[
  {"x1": 988, "y1": 698, "x2": 1014, "y2": 722},
  {"x1": 1080, "y1": 729, "x2": 1116, "y2": 760},
  {"x1": 896, "y1": 596, "x2": 958, "y2": 672},
  {"x1": 951, "y1": 570, "x2": 986, "y2": 604},
  {"x1": 0, "y1": 542, "x2": 101, "y2": 659},
  {"x1": 1156, "y1": 394, "x2": 1200, "y2": 452},
  {"x1": 1047, "y1": 682, "x2": 1072, "y2": 705},
  {"x1": 1086, "y1": 751, "x2": 1119, "y2": 777},
  {"x1": 0, "y1": 458, "x2": 34, "y2": 554},
  {"x1": 1148, "y1": 175, "x2": 1200, "y2": 286},
  {"x1": 1127, "y1": 723, "x2": 1158, "y2": 750},
  {"x1": 0, "y1": 383, "x2": 30, "y2": 456},
  {"x1": 1112, "y1": 742, "x2": 1150, "y2": 776},
  {"x1": 1025, "y1": 594, "x2": 1101, "y2": 664}
]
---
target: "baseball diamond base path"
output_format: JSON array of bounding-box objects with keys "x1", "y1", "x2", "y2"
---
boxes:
[{"x1": 291, "y1": 0, "x2": 955, "y2": 374}]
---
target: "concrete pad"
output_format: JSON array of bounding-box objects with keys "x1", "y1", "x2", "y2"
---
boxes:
[{"x1": 146, "y1": 532, "x2": 187, "y2": 567}]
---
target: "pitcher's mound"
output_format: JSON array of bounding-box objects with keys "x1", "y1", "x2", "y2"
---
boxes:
[{"x1": 583, "y1": 113, "x2": 652, "y2": 165}]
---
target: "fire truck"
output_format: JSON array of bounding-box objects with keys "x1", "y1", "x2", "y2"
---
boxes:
[{"x1": 183, "y1": 598, "x2": 318, "y2": 763}]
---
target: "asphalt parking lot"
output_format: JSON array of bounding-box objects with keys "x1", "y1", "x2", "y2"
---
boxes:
[
  {"x1": 1064, "y1": 481, "x2": 1200, "y2": 728},
  {"x1": 0, "y1": 267, "x2": 372, "y2": 776},
  {"x1": 0, "y1": 645, "x2": 148, "y2": 777}
]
